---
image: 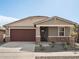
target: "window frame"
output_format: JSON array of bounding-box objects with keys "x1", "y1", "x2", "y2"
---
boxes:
[{"x1": 58, "y1": 27, "x2": 65, "y2": 36}]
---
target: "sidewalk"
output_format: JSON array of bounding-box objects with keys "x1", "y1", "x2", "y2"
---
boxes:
[{"x1": 0, "y1": 52, "x2": 79, "y2": 59}]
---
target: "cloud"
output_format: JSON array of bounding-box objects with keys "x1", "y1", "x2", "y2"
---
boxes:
[{"x1": 0, "y1": 16, "x2": 18, "y2": 26}]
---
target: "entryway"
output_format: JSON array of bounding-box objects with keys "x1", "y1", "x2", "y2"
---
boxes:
[{"x1": 40, "y1": 27, "x2": 48, "y2": 42}]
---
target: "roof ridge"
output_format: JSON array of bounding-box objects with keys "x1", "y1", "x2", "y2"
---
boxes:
[{"x1": 34, "y1": 16, "x2": 79, "y2": 25}]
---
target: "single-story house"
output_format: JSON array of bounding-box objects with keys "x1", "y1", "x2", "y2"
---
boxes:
[{"x1": 3, "y1": 16, "x2": 78, "y2": 43}]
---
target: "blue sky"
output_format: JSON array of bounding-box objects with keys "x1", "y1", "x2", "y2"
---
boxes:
[{"x1": 0, "y1": 0, "x2": 79, "y2": 25}]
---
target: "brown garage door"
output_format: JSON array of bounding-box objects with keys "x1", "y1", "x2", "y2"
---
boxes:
[{"x1": 10, "y1": 29, "x2": 36, "y2": 41}]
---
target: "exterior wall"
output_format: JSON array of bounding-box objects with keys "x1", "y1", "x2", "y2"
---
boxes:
[
  {"x1": 35, "y1": 27, "x2": 71, "y2": 37},
  {"x1": 36, "y1": 27, "x2": 40, "y2": 43},
  {"x1": 65, "y1": 27, "x2": 70, "y2": 36},
  {"x1": 36, "y1": 37, "x2": 40, "y2": 43},
  {"x1": 47, "y1": 27, "x2": 71, "y2": 43},
  {"x1": 35, "y1": 17, "x2": 72, "y2": 43},
  {"x1": 48, "y1": 27, "x2": 58, "y2": 36},
  {"x1": 35, "y1": 27, "x2": 71, "y2": 43},
  {"x1": 5, "y1": 28, "x2": 10, "y2": 42},
  {"x1": 5, "y1": 26, "x2": 71, "y2": 42}
]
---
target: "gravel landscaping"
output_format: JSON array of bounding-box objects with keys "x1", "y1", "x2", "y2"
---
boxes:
[{"x1": 35, "y1": 42, "x2": 77, "y2": 52}]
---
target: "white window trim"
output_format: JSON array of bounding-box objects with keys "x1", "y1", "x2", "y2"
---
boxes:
[{"x1": 58, "y1": 27, "x2": 65, "y2": 36}]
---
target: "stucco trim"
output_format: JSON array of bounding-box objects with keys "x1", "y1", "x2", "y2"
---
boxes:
[
  {"x1": 36, "y1": 25, "x2": 73, "y2": 27},
  {"x1": 36, "y1": 36, "x2": 71, "y2": 37}
]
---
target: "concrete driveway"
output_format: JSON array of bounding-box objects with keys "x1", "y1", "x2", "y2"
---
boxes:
[{"x1": 0, "y1": 42, "x2": 35, "y2": 52}]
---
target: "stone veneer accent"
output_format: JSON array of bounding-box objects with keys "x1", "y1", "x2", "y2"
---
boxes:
[
  {"x1": 36, "y1": 36, "x2": 72, "y2": 44},
  {"x1": 5, "y1": 37, "x2": 10, "y2": 42},
  {"x1": 36, "y1": 37, "x2": 40, "y2": 43},
  {"x1": 0, "y1": 35, "x2": 3, "y2": 42},
  {"x1": 48, "y1": 37, "x2": 71, "y2": 43}
]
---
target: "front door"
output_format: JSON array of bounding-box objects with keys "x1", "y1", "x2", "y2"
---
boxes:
[{"x1": 40, "y1": 27, "x2": 48, "y2": 41}]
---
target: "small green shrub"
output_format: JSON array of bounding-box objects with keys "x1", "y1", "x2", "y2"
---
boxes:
[
  {"x1": 49, "y1": 42, "x2": 55, "y2": 48},
  {"x1": 63, "y1": 42, "x2": 70, "y2": 50}
]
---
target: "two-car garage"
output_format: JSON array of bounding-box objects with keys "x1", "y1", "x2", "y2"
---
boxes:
[{"x1": 10, "y1": 29, "x2": 36, "y2": 41}]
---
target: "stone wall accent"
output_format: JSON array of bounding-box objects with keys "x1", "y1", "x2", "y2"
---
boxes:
[
  {"x1": 5, "y1": 37, "x2": 10, "y2": 42},
  {"x1": 36, "y1": 37, "x2": 40, "y2": 43},
  {"x1": 48, "y1": 37, "x2": 71, "y2": 43},
  {"x1": 0, "y1": 35, "x2": 3, "y2": 42}
]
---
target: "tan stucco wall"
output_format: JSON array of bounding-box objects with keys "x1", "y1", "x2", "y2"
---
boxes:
[
  {"x1": 65, "y1": 27, "x2": 70, "y2": 36},
  {"x1": 36, "y1": 27, "x2": 40, "y2": 37},
  {"x1": 48, "y1": 27, "x2": 58, "y2": 36}
]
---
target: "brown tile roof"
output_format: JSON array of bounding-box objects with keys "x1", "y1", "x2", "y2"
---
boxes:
[
  {"x1": 4, "y1": 16, "x2": 49, "y2": 26},
  {"x1": 34, "y1": 16, "x2": 79, "y2": 25},
  {"x1": 4, "y1": 16, "x2": 78, "y2": 27}
]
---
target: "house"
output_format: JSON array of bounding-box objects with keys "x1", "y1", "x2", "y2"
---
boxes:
[
  {"x1": 4, "y1": 16, "x2": 78, "y2": 43},
  {"x1": 0, "y1": 27, "x2": 5, "y2": 42}
]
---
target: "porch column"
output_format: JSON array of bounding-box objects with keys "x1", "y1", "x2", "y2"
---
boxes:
[{"x1": 36, "y1": 27, "x2": 41, "y2": 43}]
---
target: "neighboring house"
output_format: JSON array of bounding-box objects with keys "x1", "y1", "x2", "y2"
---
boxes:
[
  {"x1": 3, "y1": 16, "x2": 78, "y2": 43},
  {"x1": 0, "y1": 27, "x2": 5, "y2": 42}
]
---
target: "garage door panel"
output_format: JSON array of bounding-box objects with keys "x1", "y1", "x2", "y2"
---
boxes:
[{"x1": 10, "y1": 29, "x2": 36, "y2": 41}]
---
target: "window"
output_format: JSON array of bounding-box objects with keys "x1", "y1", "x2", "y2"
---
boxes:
[{"x1": 58, "y1": 27, "x2": 65, "y2": 36}]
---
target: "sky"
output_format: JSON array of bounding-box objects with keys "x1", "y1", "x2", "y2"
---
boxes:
[{"x1": 0, "y1": 0, "x2": 79, "y2": 25}]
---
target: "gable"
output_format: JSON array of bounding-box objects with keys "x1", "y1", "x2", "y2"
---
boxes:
[{"x1": 37, "y1": 18, "x2": 73, "y2": 25}]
